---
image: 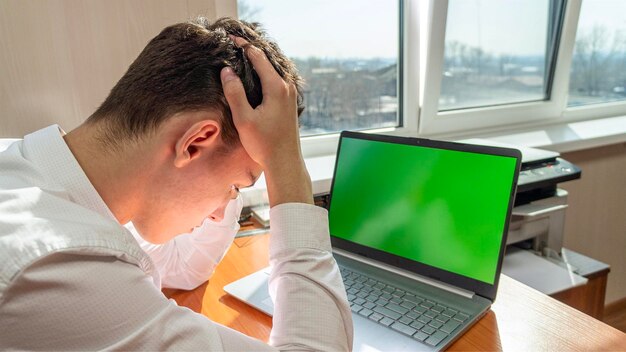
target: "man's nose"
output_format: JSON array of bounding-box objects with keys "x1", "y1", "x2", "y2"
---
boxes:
[{"x1": 209, "y1": 202, "x2": 228, "y2": 222}]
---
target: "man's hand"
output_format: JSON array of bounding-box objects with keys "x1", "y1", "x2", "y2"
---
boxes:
[{"x1": 221, "y1": 37, "x2": 313, "y2": 207}]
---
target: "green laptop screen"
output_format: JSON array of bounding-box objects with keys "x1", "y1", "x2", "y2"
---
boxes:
[{"x1": 329, "y1": 137, "x2": 517, "y2": 284}]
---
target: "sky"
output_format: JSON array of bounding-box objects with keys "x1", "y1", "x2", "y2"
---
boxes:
[
  {"x1": 445, "y1": 0, "x2": 549, "y2": 56},
  {"x1": 577, "y1": 0, "x2": 626, "y2": 36},
  {"x1": 239, "y1": 0, "x2": 626, "y2": 59},
  {"x1": 239, "y1": 0, "x2": 399, "y2": 59}
]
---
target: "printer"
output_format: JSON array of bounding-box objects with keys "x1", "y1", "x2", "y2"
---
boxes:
[
  {"x1": 461, "y1": 139, "x2": 609, "y2": 302},
  {"x1": 462, "y1": 139, "x2": 580, "y2": 252}
]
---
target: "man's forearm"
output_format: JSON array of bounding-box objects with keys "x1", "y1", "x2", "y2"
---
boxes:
[
  {"x1": 264, "y1": 155, "x2": 313, "y2": 207},
  {"x1": 268, "y1": 204, "x2": 353, "y2": 351}
]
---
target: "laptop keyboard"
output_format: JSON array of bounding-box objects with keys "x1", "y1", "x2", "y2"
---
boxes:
[{"x1": 340, "y1": 267, "x2": 469, "y2": 347}]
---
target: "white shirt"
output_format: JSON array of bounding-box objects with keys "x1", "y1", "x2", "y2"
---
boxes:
[
  {"x1": 0, "y1": 125, "x2": 353, "y2": 351},
  {"x1": 126, "y1": 197, "x2": 245, "y2": 291}
]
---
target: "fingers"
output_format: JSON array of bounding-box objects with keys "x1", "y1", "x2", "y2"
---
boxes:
[
  {"x1": 220, "y1": 66, "x2": 253, "y2": 123},
  {"x1": 231, "y1": 36, "x2": 287, "y2": 97}
]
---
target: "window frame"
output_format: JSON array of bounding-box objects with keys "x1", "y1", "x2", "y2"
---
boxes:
[
  {"x1": 563, "y1": 0, "x2": 626, "y2": 122},
  {"x1": 418, "y1": 0, "x2": 578, "y2": 137},
  {"x1": 235, "y1": 0, "x2": 626, "y2": 157},
  {"x1": 271, "y1": 0, "x2": 418, "y2": 158}
]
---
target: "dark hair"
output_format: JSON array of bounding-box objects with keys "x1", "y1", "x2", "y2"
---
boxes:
[{"x1": 87, "y1": 17, "x2": 304, "y2": 146}]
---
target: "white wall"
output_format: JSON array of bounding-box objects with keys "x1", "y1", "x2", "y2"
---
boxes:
[
  {"x1": 0, "y1": 0, "x2": 235, "y2": 137},
  {"x1": 561, "y1": 142, "x2": 626, "y2": 306}
]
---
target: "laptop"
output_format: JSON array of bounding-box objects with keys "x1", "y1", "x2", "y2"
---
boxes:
[{"x1": 224, "y1": 131, "x2": 521, "y2": 351}]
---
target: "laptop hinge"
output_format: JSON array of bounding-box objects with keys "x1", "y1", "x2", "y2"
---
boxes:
[{"x1": 333, "y1": 248, "x2": 475, "y2": 299}]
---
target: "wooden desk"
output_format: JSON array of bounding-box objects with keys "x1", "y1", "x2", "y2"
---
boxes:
[{"x1": 164, "y1": 234, "x2": 626, "y2": 351}]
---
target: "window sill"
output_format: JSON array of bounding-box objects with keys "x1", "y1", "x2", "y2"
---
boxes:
[
  {"x1": 474, "y1": 115, "x2": 626, "y2": 154},
  {"x1": 243, "y1": 115, "x2": 626, "y2": 206},
  {"x1": 307, "y1": 115, "x2": 626, "y2": 196}
]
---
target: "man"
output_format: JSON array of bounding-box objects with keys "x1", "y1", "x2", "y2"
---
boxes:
[{"x1": 0, "y1": 17, "x2": 353, "y2": 350}]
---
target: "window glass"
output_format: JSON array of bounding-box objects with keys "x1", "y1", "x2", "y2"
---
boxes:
[
  {"x1": 238, "y1": 0, "x2": 400, "y2": 136},
  {"x1": 568, "y1": 0, "x2": 626, "y2": 107},
  {"x1": 440, "y1": 0, "x2": 556, "y2": 111}
]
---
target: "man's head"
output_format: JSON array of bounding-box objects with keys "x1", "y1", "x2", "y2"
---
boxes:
[
  {"x1": 80, "y1": 17, "x2": 304, "y2": 243},
  {"x1": 88, "y1": 17, "x2": 304, "y2": 147}
]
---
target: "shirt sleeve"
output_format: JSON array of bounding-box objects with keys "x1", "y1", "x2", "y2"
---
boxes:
[
  {"x1": 128, "y1": 195, "x2": 244, "y2": 290},
  {"x1": 268, "y1": 203, "x2": 354, "y2": 351}
]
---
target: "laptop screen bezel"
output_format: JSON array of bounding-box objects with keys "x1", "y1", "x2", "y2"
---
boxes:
[{"x1": 328, "y1": 131, "x2": 521, "y2": 302}]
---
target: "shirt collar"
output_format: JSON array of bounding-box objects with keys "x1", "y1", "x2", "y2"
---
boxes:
[{"x1": 22, "y1": 124, "x2": 118, "y2": 222}]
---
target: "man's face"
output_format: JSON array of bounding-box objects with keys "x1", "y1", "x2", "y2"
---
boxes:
[{"x1": 133, "y1": 141, "x2": 262, "y2": 244}]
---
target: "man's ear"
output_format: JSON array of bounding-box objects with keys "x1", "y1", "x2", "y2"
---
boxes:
[{"x1": 174, "y1": 119, "x2": 221, "y2": 168}]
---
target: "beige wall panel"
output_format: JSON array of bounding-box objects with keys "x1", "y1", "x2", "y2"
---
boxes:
[
  {"x1": 561, "y1": 143, "x2": 626, "y2": 305},
  {"x1": 0, "y1": 0, "x2": 232, "y2": 137}
]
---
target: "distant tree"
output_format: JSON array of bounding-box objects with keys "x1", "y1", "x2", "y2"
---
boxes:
[
  {"x1": 297, "y1": 57, "x2": 396, "y2": 133},
  {"x1": 498, "y1": 55, "x2": 515, "y2": 77},
  {"x1": 570, "y1": 25, "x2": 626, "y2": 96}
]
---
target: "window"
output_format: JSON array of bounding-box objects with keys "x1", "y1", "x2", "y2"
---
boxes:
[
  {"x1": 418, "y1": 0, "x2": 567, "y2": 135},
  {"x1": 238, "y1": 0, "x2": 401, "y2": 137},
  {"x1": 440, "y1": 0, "x2": 558, "y2": 111},
  {"x1": 235, "y1": 0, "x2": 624, "y2": 150},
  {"x1": 568, "y1": 0, "x2": 626, "y2": 107}
]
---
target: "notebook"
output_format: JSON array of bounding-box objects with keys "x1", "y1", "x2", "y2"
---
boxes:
[{"x1": 224, "y1": 131, "x2": 521, "y2": 351}]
